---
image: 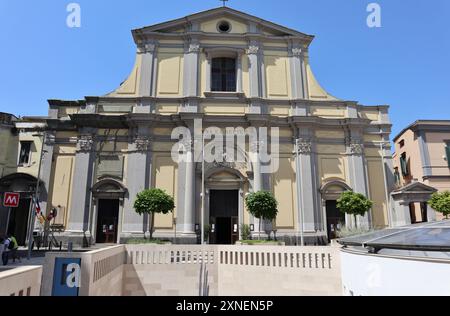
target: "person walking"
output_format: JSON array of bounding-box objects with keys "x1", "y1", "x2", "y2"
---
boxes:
[{"x1": 2, "y1": 237, "x2": 11, "y2": 266}]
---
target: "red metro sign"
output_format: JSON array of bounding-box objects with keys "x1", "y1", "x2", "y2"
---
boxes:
[{"x1": 3, "y1": 192, "x2": 20, "y2": 208}]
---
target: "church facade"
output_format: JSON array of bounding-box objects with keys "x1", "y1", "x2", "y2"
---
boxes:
[{"x1": 29, "y1": 7, "x2": 394, "y2": 245}]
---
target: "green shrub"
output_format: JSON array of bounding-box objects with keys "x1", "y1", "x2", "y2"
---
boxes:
[
  {"x1": 245, "y1": 191, "x2": 278, "y2": 239},
  {"x1": 134, "y1": 188, "x2": 175, "y2": 239},
  {"x1": 240, "y1": 224, "x2": 251, "y2": 241},
  {"x1": 429, "y1": 191, "x2": 450, "y2": 219},
  {"x1": 337, "y1": 191, "x2": 373, "y2": 228}
]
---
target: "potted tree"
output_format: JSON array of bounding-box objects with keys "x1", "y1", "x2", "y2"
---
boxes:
[
  {"x1": 133, "y1": 188, "x2": 175, "y2": 241},
  {"x1": 429, "y1": 191, "x2": 450, "y2": 219},
  {"x1": 337, "y1": 191, "x2": 373, "y2": 229},
  {"x1": 245, "y1": 191, "x2": 278, "y2": 241}
]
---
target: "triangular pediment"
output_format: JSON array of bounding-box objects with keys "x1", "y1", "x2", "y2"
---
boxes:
[
  {"x1": 132, "y1": 7, "x2": 313, "y2": 40},
  {"x1": 394, "y1": 182, "x2": 438, "y2": 194}
]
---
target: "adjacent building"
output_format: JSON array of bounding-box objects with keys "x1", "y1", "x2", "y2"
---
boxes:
[
  {"x1": 0, "y1": 7, "x2": 395, "y2": 246},
  {"x1": 392, "y1": 120, "x2": 450, "y2": 225},
  {"x1": 0, "y1": 114, "x2": 47, "y2": 245}
]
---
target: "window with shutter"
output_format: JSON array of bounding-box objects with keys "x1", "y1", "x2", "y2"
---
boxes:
[
  {"x1": 446, "y1": 146, "x2": 450, "y2": 168},
  {"x1": 394, "y1": 168, "x2": 401, "y2": 185},
  {"x1": 400, "y1": 154, "x2": 409, "y2": 177}
]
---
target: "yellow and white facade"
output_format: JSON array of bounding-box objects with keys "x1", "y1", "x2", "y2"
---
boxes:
[{"x1": 25, "y1": 7, "x2": 394, "y2": 245}]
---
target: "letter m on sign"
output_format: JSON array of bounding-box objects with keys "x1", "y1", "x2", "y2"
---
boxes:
[{"x1": 4, "y1": 192, "x2": 20, "y2": 208}]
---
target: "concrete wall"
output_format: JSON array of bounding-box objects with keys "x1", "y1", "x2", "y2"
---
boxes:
[
  {"x1": 41, "y1": 244, "x2": 343, "y2": 296},
  {"x1": 123, "y1": 245, "x2": 342, "y2": 296},
  {"x1": 217, "y1": 245, "x2": 341, "y2": 296},
  {"x1": 41, "y1": 245, "x2": 125, "y2": 296},
  {"x1": 341, "y1": 248, "x2": 450, "y2": 296},
  {"x1": 124, "y1": 245, "x2": 218, "y2": 296},
  {"x1": 0, "y1": 266, "x2": 42, "y2": 296}
]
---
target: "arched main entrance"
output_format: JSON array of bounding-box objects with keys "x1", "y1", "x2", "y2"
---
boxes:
[
  {"x1": 205, "y1": 167, "x2": 247, "y2": 245},
  {"x1": 91, "y1": 178, "x2": 127, "y2": 244},
  {"x1": 196, "y1": 142, "x2": 251, "y2": 245},
  {"x1": 320, "y1": 180, "x2": 352, "y2": 242}
]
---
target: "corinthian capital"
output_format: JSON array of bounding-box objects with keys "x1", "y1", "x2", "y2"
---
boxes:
[
  {"x1": 134, "y1": 136, "x2": 151, "y2": 152},
  {"x1": 77, "y1": 135, "x2": 94, "y2": 152},
  {"x1": 291, "y1": 47, "x2": 302, "y2": 57},
  {"x1": 349, "y1": 143, "x2": 364, "y2": 155},
  {"x1": 44, "y1": 132, "x2": 56, "y2": 146},
  {"x1": 189, "y1": 43, "x2": 201, "y2": 53},
  {"x1": 137, "y1": 41, "x2": 157, "y2": 54},
  {"x1": 295, "y1": 138, "x2": 312, "y2": 155},
  {"x1": 246, "y1": 45, "x2": 260, "y2": 55}
]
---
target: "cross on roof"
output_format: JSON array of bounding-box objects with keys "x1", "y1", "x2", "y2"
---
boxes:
[{"x1": 220, "y1": 0, "x2": 229, "y2": 7}]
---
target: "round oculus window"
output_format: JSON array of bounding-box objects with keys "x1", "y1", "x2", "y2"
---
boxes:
[{"x1": 218, "y1": 21, "x2": 231, "y2": 33}]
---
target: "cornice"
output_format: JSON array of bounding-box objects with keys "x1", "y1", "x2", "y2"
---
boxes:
[{"x1": 133, "y1": 31, "x2": 311, "y2": 46}]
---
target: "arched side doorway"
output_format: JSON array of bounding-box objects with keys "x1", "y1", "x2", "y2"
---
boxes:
[
  {"x1": 0, "y1": 173, "x2": 42, "y2": 246},
  {"x1": 91, "y1": 178, "x2": 127, "y2": 244},
  {"x1": 320, "y1": 180, "x2": 352, "y2": 242}
]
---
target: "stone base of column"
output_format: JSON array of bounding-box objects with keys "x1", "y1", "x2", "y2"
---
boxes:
[{"x1": 176, "y1": 224, "x2": 196, "y2": 235}]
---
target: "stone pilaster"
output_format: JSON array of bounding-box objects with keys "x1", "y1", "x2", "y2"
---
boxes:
[
  {"x1": 289, "y1": 44, "x2": 306, "y2": 100},
  {"x1": 180, "y1": 138, "x2": 195, "y2": 234},
  {"x1": 236, "y1": 52, "x2": 243, "y2": 93},
  {"x1": 138, "y1": 41, "x2": 158, "y2": 97},
  {"x1": 68, "y1": 131, "x2": 96, "y2": 234},
  {"x1": 39, "y1": 131, "x2": 56, "y2": 216},
  {"x1": 345, "y1": 130, "x2": 370, "y2": 228},
  {"x1": 300, "y1": 47, "x2": 309, "y2": 99},
  {"x1": 122, "y1": 127, "x2": 152, "y2": 235},
  {"x1": 247, "y1": 41, "x2": 263, "y2": 114},
  {"x1": 249, "y1": 140, "x2": 263, "y2": 234},
  {"x1": 182, "y1": 39, "x2": 200, "y2": 113},
  {"x1": 294, "y1": 128, "x2": 318, "y2": 234}
]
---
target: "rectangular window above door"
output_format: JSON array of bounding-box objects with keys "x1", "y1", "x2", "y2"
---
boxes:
[{"x1": 18, "y1": 141, "x2": 32, "y2": 166}]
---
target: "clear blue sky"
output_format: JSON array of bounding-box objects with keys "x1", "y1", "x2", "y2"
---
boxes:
[{"x1": 1, "y1": 0, "x2": 449, "y2": 138}]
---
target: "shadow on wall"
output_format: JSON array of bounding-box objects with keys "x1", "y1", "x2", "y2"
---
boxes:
[{"x1": 122, "y1": 265, "x2": 147, "y2": 296}]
